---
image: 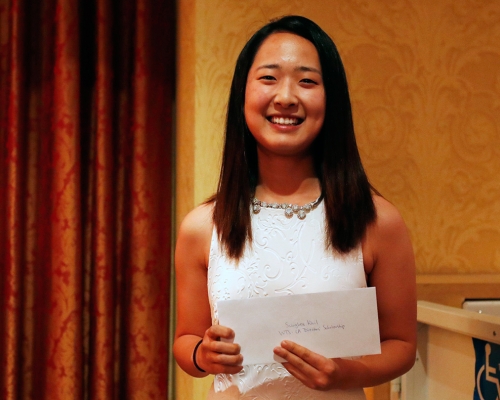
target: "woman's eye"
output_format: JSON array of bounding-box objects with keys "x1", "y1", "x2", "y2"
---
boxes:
[
  {"x1": 301, "y1": 78, "x2": 318, "y2": 85},
  {"x1": 259, "y1": 75, "x2": 276, "y2": 81}
]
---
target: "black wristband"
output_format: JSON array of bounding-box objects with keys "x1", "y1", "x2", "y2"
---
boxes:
[{"x1": 193, "y1": 339, "x2": 206, "y2": 372}]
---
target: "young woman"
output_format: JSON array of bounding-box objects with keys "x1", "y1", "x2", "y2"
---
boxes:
[{"x1": 173, "y1": 15, "x2": 417, "y2": 399}]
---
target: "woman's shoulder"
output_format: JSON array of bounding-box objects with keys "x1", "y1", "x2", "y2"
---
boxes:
[
  {"x1": 372, "y1": 195, "x2": 406, "y2": 231},
  {"x1": 370, "y1": 195, "x2": 411, "y2": 241},
  {"x1": 178, "y1": 202, "x2": 214, "y2": 239},
  {"x1": 363, "y1": 194, "x2": 413, "y2": 273},
  {"x1": 176, "y1": 202, "x2": 215, "y2": 265}
]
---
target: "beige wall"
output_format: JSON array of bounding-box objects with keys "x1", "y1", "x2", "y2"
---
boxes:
[{"x1": 175, "y1": 0, "x2": 500, "y2": 398}]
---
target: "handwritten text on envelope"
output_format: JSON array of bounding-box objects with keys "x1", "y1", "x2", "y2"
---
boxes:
[{"x1": 217, "y1": 287, "x2": 381, "y2": 365}]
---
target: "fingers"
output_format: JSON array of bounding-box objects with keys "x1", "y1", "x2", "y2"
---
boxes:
[
  {"x1": 202, "y1": 348, "x2": 243, "y2": 374},
  {"x1": 205, "y1": 325, "x2": 242, "y2": 356},
  {"x1": 273, "y1": 340, "x2": 338, "y2": 390},
  {"x1": 274, "y1": 341, "x2": 318, "y2": 374},
  {"x1": 198, "y1": 326, "x2": 244, "y2": 374},
  {"x1": 275, "y1": 340, "x2": 325, "y2": 367},
  {"x1": 206, "y1": 324, "x2": 235, "y2": 341}
]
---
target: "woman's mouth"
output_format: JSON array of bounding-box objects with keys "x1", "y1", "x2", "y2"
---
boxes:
[{"x1": 268, "y1": 116, "x2": 303, "y2": 126}]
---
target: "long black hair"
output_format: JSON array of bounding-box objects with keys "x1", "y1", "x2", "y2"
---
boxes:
[{"x1": 213, "y1": 15, "x2": 376, "y2": 259}]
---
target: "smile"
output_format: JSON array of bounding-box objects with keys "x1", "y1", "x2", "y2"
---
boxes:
[{"x1": 268, "y1": 116, "x2": 303, "y2": 126}]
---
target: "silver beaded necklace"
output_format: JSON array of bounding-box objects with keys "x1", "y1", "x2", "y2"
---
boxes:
[{"x1": 251, "y1": 196, "x2": 322, "y2": 220}]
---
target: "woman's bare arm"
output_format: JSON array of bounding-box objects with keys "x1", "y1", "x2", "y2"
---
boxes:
[{"x1": 173, "y1": 204, "x2": 243, "y2": 377}]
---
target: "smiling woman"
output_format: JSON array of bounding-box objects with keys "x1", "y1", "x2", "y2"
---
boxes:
[
  {"x1": 173, "y1": 15, "x2": 416, "y2": 400},
  {"x1": 244, "y1": 32, "x2": 326, "y2": 158}
]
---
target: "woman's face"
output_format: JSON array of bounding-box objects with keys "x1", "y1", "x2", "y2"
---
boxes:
[{"x1": 244, "y1": 32, "x2": 326, "y2": 158}]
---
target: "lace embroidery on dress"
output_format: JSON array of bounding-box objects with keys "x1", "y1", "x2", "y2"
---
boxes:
[{"x1": 207, "y1": 202, "x2": 367, "y2": 398}]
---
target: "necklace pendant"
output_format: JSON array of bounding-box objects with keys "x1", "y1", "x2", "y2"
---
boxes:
[{"x1": 251, "y1": 196, "x2": 321, "y2": 220}]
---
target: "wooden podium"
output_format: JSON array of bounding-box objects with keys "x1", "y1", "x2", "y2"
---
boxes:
[{"x1": 401, "y1": 300, "x2": 500, "y2": 399}]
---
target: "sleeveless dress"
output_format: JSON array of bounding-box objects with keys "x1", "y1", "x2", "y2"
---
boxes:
[{"x1": 207, "y1": 201, "x2": 367, "y2": 399}]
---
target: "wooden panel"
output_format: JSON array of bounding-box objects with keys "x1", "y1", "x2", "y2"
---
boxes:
[
  {"x1": 418, "y1": 301, "x2": 500, "y2": 345},
  {"x1": 426, "y1": 326, "x2": 475, "y2": 400},
  {"x1": 408, "y1": 299, "x2": 500, "y2": 399},
  {"x1": 417, "y1": 274, "x2": 500, "y2": 307},
  {"x1": 365, "y1": 382, "x2": 391, "y2": 400}
]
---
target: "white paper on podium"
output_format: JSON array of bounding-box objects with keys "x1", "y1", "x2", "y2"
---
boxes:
[{"x1": 217, "y1": 287, "x2": 381, "y2": 365}]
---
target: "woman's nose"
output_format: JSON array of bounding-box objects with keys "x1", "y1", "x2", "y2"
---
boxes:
[{"x1": 274, "y1": 81, "x2": 297, "y2": 108}]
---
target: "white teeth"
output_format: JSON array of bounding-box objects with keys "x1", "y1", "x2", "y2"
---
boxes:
[{"x1": 270, "y1": 117, "x2": 300, "y2": 125}]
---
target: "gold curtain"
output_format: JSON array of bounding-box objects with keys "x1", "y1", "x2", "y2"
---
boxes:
[{"x1": 0, "y1": 0, "x2": 174, "y2": 398}]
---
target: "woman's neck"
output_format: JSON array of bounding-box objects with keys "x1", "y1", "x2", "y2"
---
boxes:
[{"x1": 254, "y1": 152, "x2": 321, "y2": 205}]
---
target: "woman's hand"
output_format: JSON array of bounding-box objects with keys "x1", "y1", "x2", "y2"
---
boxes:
[
  {"x1": 274, "y1": 340, "x2": 341, "y2": 390},
  {"x1": 195, "y1": 325, "x2": 244, "y2": 375}
]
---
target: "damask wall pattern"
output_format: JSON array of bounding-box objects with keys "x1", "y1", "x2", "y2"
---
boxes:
[
  {"x1": 180, "y1": 0, "x2": 500, "y2": 279},
  {"x1": 175, "y1": 0, "x2": 500, "y2": 397},
  {"x1": 336, "y1": 1, "x2": 500, "y2": 274}
]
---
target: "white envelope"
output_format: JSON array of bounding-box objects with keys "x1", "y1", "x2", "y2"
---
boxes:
[{"x1": 217, "y1": 287, "x2": 381, "y2": 365}]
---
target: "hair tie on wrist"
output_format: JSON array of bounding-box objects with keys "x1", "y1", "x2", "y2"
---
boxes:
[{"x1": 193, "y1": 339, "x2": 206, "y2": 372}]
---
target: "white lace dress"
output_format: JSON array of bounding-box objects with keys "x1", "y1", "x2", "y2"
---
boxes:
[{"x1": 207, "y1": 201, "x2": 367, "y2": 399}]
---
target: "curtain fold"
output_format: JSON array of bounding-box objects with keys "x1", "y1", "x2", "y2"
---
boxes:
[{"x1": 0, "y1": 0, "x2": 175, "y2": 399}]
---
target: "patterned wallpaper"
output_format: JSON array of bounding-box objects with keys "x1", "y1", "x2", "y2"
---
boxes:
[
  {"x1": 186, "y1": 0, "x2": 500, "y2": 276},
  {"x1": 336, "y1": 1, "x2": 500, "y2": 274}
]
